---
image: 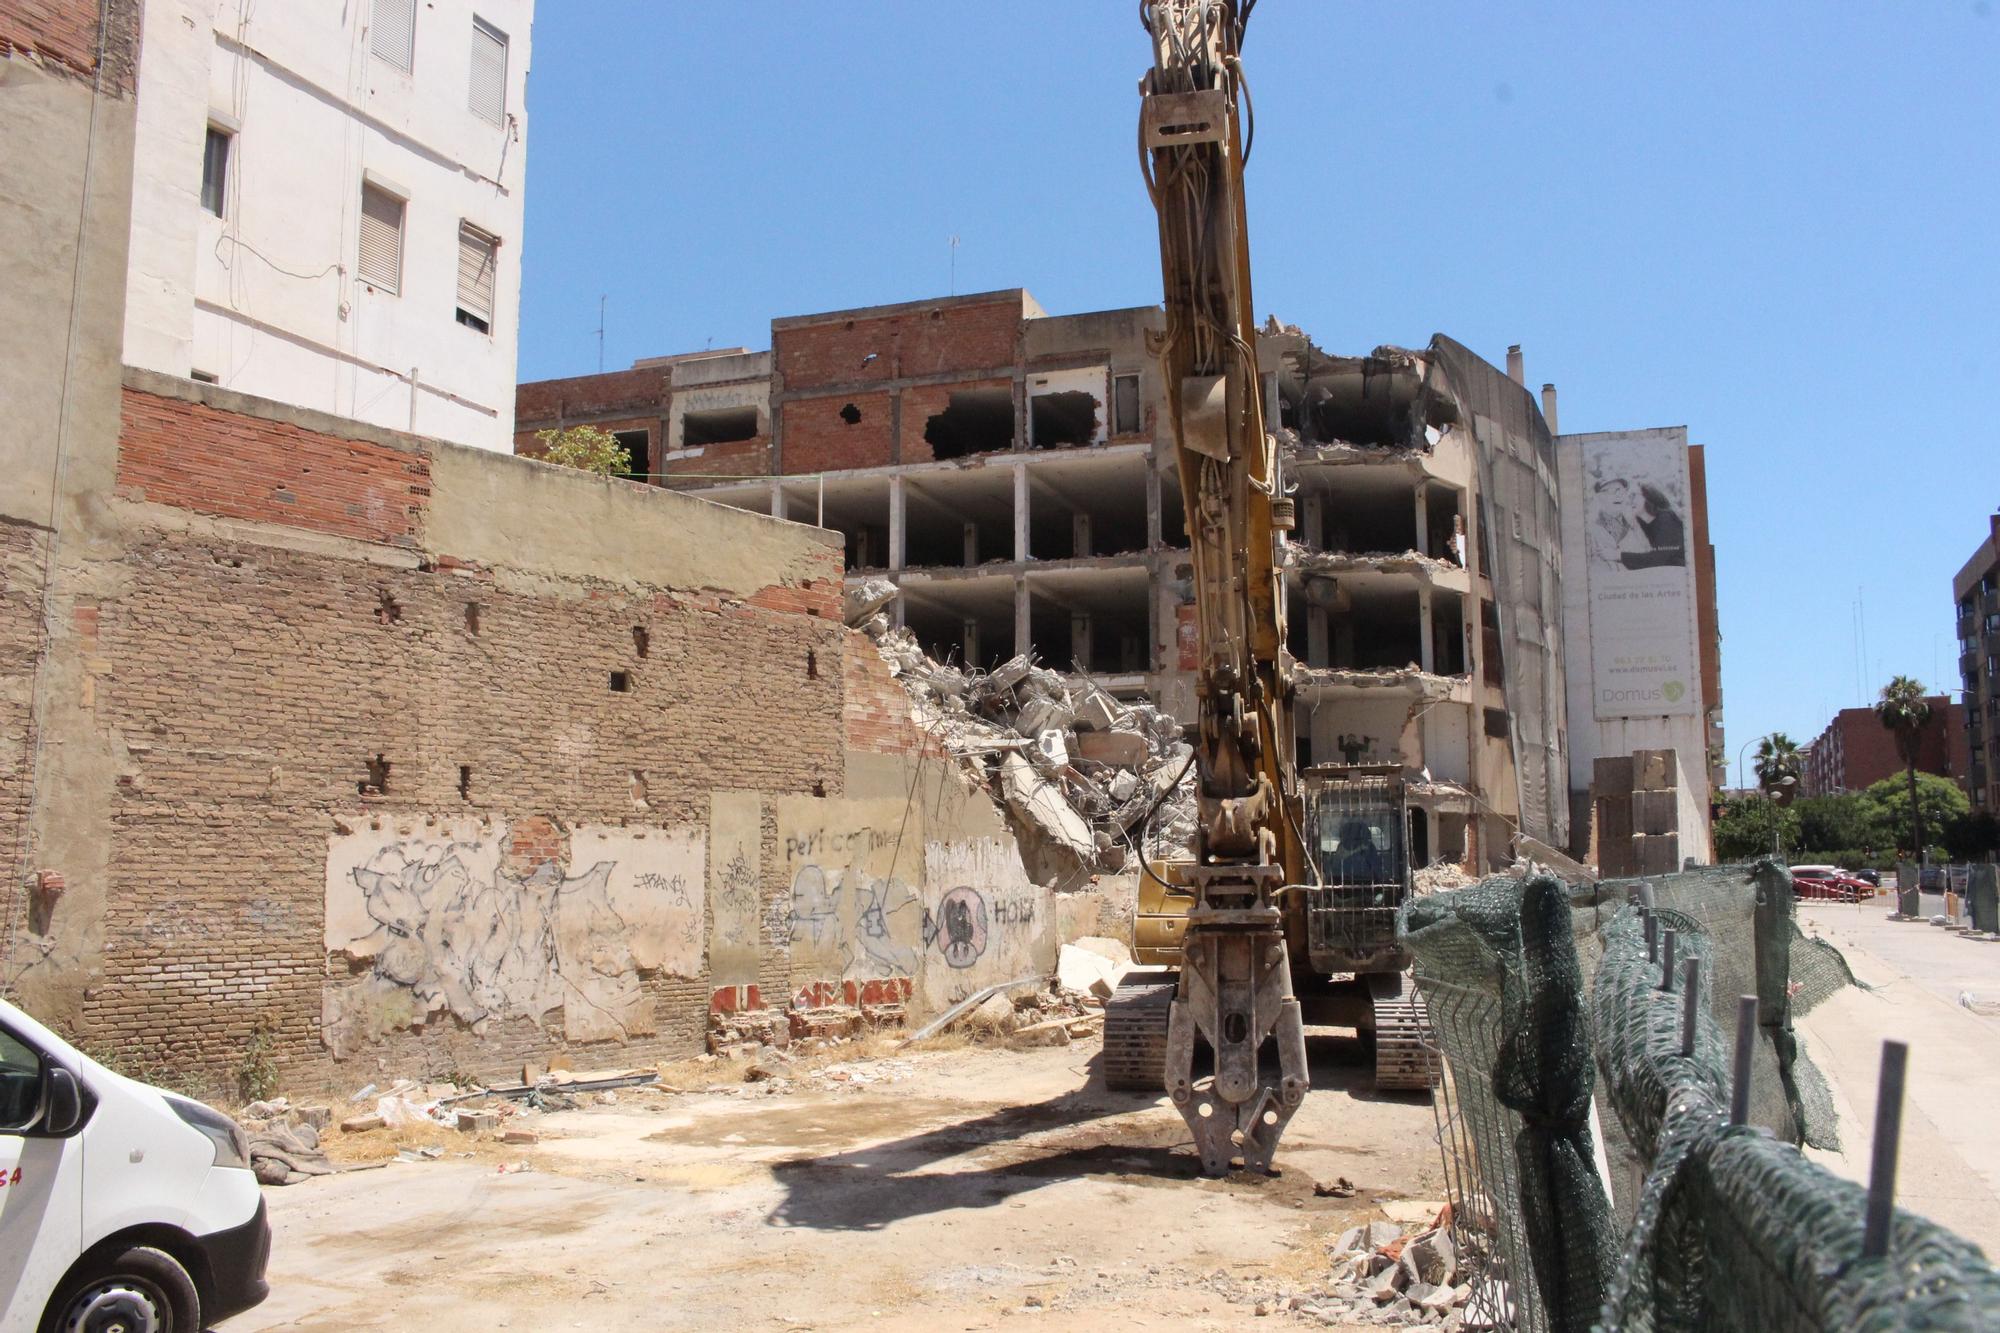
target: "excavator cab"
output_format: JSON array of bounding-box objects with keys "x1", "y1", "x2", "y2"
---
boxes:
[{"x1": 1301, "y1": 766, "x2": 1413, "y2": 975}]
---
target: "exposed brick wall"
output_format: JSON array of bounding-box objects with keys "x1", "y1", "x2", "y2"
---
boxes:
[
  {"x1": 515, "y1": 367, "x2": 668, "y2": 427},
  {"x1": 0, "y1": 522, "x2": 45, "y2": 962},
  {"x1": 117, "y1": 388, "x2": 429, "y2": 547},
  {"x1": 1803, "y1": 699, "x2": 1967, "y2": 796},
  {"x1": 775, "y1": 299, "x2": 1022, "y2": 390},
  {"x1": 843, "y1": 630, "x2": 939, "y2": 759},
  {"x1": 781, "y1": 391, "x2": 895, "y2": 474},
  {"x1": 85, "y1": 530, "x2": 847, "y2": 1089},
  {"x1": 0, "y1": 0, "x2": 133, "y2": 88},
  {"x1": 659, "y1": 435, "x2": 771, "y2": 482},
  {"x1": 900, "y1": 377, "x2": 1015, "y2": 465}
]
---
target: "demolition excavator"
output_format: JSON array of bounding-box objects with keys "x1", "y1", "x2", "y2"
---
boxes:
[{"x1": 1101, "y1": 1, "x2": 1434, "y2": 1175}]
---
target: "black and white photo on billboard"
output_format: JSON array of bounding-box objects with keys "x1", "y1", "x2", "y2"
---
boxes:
[{"x1": 1585, "y1": 452, "x2": 1687, "y2": 571}]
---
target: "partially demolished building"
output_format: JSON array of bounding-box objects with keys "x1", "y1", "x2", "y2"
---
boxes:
[{"x1": 520, "y1": 295, "x2": 1583, "y2": 869}]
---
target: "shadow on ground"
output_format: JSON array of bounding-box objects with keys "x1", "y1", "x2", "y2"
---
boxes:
[{"x1": 765, "y1": 1031, "x2": 1427, "y2": 1231}]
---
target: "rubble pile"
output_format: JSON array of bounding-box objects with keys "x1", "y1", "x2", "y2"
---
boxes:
[
  {"x1": 235, "y1": 1097, "x2": 336, "y2": 1186},
  {"x1": 1212, "y1": 1211, "x2": 1497, "y2": 1329},
  {"x1": 849, "y1": 581, "x2": 1195, "y2": 883}
]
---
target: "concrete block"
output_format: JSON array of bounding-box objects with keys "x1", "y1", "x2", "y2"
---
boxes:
[
  {"x1": 1593, "y1": 755, "x2": 1634, "y2": 796},
  {"x1": 1073, "y1": 687, "x2": 1125, "y2": 732},
  {"x1": 1634, "y1": 749, "x2": 1678, "y2": 792},
  {"x1": 455, "y1": 1109, "x2": 499, "y2": 1133},
  {"x1": 1634, "y1": 833, "x2": 1681, "y2": 877},
  {"x1": 339, "y1": 1113, "x2": 386, "y2": 1134},
  {"x1": 1632, "y1": 788, "x2": 1680, "y2": 837},
  {"x1": 1073, "y1": 729, "x2": 1150, "y2": 768}
]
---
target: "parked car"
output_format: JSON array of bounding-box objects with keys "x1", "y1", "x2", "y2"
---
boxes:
[
  {"x1": 1854, "y1": 868, "x2": 1882, "y2": 887},
  {"x1": 1789, "y1": 864, "x2": 1874, "y2": 902},
  {"x1": 1, "y1": 997, "x2": 270, "y2": 1332}
]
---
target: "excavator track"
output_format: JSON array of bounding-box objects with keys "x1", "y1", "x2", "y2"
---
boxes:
[
  {"x1": 1369, "y1": 972, "x2": 1438, "y2": 1092},
  {"x1": 1102, "y1": 969, "x2": 1178, "y2": 1092}
]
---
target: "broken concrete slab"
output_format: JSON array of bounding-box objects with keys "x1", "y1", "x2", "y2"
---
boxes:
[
  {"x1": 999, "y1": 753, "x2": 1097, "y2": 869},
  {"x1": 1073, "y1": 729, "x2": 1150, "y2": 768},
  {"x1": 844, "y1": 577, "x2": 899, "y2": 627},
  {"x1": 1072, "y1": 686, "x2": 1125, "y2": 732}
]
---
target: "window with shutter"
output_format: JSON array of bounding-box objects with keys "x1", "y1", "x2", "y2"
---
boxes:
[
  {"x1": 358, "y1": 184, "x2": 404, "y2": 294},
  {"x1": 201, "y1": 126, "x2": 231, "y2": 217},
  {"x1": 456, "y1": 223, "x2": 498, "y2": 333},
  {"x1": 371, "y1": 0, "x2": 416, "y2": 72},
  {"x1": 470, "y1": 18, "x2": 507, "y2": 126}
]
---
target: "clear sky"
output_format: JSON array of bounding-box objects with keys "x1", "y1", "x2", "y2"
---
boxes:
[{"x1": 516, "y1": 3, "x2": 1999, "y2": 774}]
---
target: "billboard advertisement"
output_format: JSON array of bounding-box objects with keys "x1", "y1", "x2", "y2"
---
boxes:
[{"x1": 1583, "y1": 436, "x2": 1699, "y2": 719}]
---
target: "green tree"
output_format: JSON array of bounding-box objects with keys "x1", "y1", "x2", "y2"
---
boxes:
[
  {"x1": 1792, "y1": 793, "x2": 1875, "y2": 855},
  {"x1": 1753, "y1": 733, "x2": 1803, "y2": 806},
  {"x1": 535, "y1": 424, "x2": 632, "y2": 478},
  {"x1": 1875, "y1": 676, "x2": 1934, "y2": 858},
  {"x1": 1859, "y1": 772, "x2": 1967, "y2": 859},
  {"x1": 1714, "y1": 793, "x2": 1800, "y2": 861}
]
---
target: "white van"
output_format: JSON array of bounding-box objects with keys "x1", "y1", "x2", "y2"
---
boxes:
[{"x1": 0, "y1": 997, "x2": 270, "y2": 1332}]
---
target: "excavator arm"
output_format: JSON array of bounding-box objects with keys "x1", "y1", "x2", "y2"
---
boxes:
[{"x1": 1138, "y1": 0, "x2": 1310, "y2": 1173}]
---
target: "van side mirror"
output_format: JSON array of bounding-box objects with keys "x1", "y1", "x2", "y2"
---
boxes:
[{"x1": 41, "y1": 1066, "x2": 83, "y2": 1136}]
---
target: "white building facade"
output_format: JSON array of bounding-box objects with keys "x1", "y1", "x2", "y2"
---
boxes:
[{"x1": 123, "y1": 0, "x2": 533, "y2": 451}]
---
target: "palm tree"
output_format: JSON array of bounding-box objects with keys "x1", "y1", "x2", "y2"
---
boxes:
[
  {"x1": 1876, "y1": 676, "x2": 1933, "y2": 858},
  {"x1": 1753, "y1": 733, "x2": 1802, "y2": 806}
]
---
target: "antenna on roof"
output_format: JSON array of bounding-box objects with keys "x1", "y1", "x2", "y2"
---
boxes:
[
  {"x1": 949, "y1": 234, "x2": 961, "y2": 295},
  {"x1": 597, "y1": 295, "x2": 607, "y2": 374}
]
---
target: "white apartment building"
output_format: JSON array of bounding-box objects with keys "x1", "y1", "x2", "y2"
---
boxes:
[{"x1": 123, "y1": 0, "x2": 533, "y2": 451}]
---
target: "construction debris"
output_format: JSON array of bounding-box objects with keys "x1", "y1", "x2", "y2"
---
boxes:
[
  {"x1": 235, "y1": 1098, "x2": 338, "y2": 1186},
  {"x1": 862, "y1": 623, "x2": 1196, "y2": 882}
]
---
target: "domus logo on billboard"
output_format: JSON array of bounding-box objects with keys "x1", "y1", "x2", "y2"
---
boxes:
[{"x1": 1598, "y1": 678, "x2": 1689, "y2": 711}]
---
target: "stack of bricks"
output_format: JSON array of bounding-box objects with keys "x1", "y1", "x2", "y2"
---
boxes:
[{"x1": 1593, "y1": 749, "x2": 1682, "y2": 878}]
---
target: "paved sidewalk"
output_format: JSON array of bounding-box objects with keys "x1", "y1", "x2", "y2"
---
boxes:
[{"x1": 1796, "y1": 898, "x2": 2000, "y2": 1256}]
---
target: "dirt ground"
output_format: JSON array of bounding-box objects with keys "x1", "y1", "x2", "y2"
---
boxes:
[{"x1": 219, "y1": 1033, "x2": 1443, "y2": 1331}]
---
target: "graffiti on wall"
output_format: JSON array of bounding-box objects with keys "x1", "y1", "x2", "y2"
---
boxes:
[
  {"x1": 708, "y1": 793, "x2": 762, "y2": 987},
  {"x1": 322, "y1": 820, "x2": 705, "y2": 1054},
  {"x1": 776, "y1": 800, "x2": 926, "y2": 988},
  {"x1": 918, "y1": 839, "x2": 1054, "y2": 1012}
]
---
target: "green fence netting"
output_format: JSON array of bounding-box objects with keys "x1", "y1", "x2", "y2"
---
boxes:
[{"x1": 1404, "y1": 860, "x2": 2000, "y2": 1333}]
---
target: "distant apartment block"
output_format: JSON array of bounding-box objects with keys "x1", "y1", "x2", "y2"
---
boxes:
[
  {"x1": 519, "y1": 292, "x2": 1590, "y2": 870},
  {"x1": 1800, "y1": 697, "x2": 1968, "y2": 799},
  {"x1": 1955, "y1": 511, "x2": 2000, "y2": 810},
  {"x1": 122, "y1": 0, "x2": 534, "y2": 451}
]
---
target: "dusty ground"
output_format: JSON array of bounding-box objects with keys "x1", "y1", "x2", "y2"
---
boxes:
[{"x1": 219, "y1": 1033, "x2": 1443, "y2": 1331}]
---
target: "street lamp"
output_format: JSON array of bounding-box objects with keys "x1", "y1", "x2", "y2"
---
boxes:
[{"x1": 1766, "y1": 774, "x2": 1798, "y2": 856}]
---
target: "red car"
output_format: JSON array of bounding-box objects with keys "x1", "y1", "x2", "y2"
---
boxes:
[{"x1": 1790, "y1": 864, "x2": 1874, "y2": 902}]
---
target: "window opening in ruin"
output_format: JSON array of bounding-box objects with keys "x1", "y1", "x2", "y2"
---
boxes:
[
  {"x1": 465, "y1": 602, "x2": 480, "y2": 634},
  {"x1": 1483, "y1": 707, "x2": 1511, "y2": 740},
  {"x1": 632, "y1": 626, "x2": 649, "y2": 657},
  {"x1": 806, "y1": 648, "x2": 819, "y2": 679},
  {"x1": 609, "y1": 671, "x2": 631, "y2": 692},
  {"x1": 360, "y1": 754, "x2": 391, "y2": 796},
  {"x1": 922, "y1": 387, "x2": 1013, "y2": 459},
  {"x1": 1481, "y1": 599, "x2": 1504, "y2": 687},
  {"x1": 612, "y1": 429, "x2": 650, "y2": 480},
  {"x1": 1433, "y1": 593, "x2": 1468, "y2": 676},
  {"x1": 376, "y1": 590, "x2": 402, "y2": 624},
  {"x1": 839, "y1": 403, "x2": 862, "y2": 425},
  {"x1": 812, "y1": 779, "x2": 827, "y2": 798},
  {"x1": 1113, "y1": 374, "x2": 1141, "y2": 435},
  {"x1": 201, "y1": 125, "x2": 231, "y2": 217},
  {"x1": 458, "y1": 765, "x2": 472, "y2": 800},
  {"x1": 1029, "y1": 391, "x2": 1099, "y2": 448},
  {"x1": 1318, "y1": 485, "x2": 1416, "y2": 554},
  {"x1": 631, "y1": 771, "x2": 650, "y2": 808},
  {"x1": 682, "y1": 406, "x2": 759, "y2": 448}
]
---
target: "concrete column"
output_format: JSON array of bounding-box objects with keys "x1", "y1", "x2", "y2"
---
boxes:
[
  {"x1": 1412, "y1": 480, "x2": 1429, "y2": 557},
  {"x1": 1071, "y1": 612, "x2": 1093, "y2": 672},
  {"x1": 892, "y1": 588, "x2": 905, "y2": 630},
  {"x1": 889, "y1": 475, "x2": 906, "y2": 572},
  {"x1": 1013, "y1": 464, "x2": 1030, "y2": 563},
  {"x1": 1418, "y1": 584, "x2": 1436, "y2": 674},
  {"x1": 1307, "y1": 605, "x2": 1330, "y2": 670},
  {"x1": 1301, "y1": 494, "x2": 1324, "y2": 552},
  {"x1": 1506, "y1": 344, "x2": 1524, "y2": 385},
  {"x1": 1014, "y1": 577, "x2": 1031, "y2": 658},
  {"x1": 769, "y1": 478, "x2": 785, "y2": 520},
  {"x1": 1072, "y1": 512, "x2": 1092, "y2": 559},
  {"x1": 1146, "y1": 463, "x2": 1164, "y2": 550},
  {"x1": 1541, "y1": 383, "x2": 1559, "y2": 435},
  {"x1": 963, "y1": 521, "x2": 979, "y2": 566},
  {"x1": 963, "y1": 619, "x2": 980, "y2": 668}
]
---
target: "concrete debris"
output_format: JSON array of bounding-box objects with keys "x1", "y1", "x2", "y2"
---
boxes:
[
  {"x1": 862, "y1": 623, "x2": 1197, "y2": 882},
  {"x1": 1413, "y1": 860, "x2": 1479, "y2": 895},
  {"x1": 1009, "y1": 1017, "x2": 1074, "y2": 1048},
  {"x1": 844, "y1": 577, "x2": 900, "y2": 627},
  {"x1": 339, "y1": 1112, "x2": 386, "y2": 1134},
  {"x1": 1308, "y1": 1213, "x2": 1478, "y2": 1327},
  {"x1": 970, "y1": 992, "x2": 1019, "y2": 1032},
  {"x1": 239, "y1": 1109, "x2": 337, "y2": 1186}
]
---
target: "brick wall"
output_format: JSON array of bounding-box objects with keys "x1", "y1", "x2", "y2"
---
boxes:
[
  {"x1": 0, "y1": 522, "x2": 44, "y2": 965},
  {"x1": 1814, "y1": 699, "x2": 1966, "y2": 794},
  {"x1": 843, "y1": 630, "x2": 939, "y2": 758},
  {"x1": 774, "y1": 298, "x2": 1021, "y2": 392},
  {"x1": 515, "y1": 366, "x2": 668, "y2": 427},
  {"x1": 0, "y1": 0, "x2": 131, "y2": 87},
  {"x1": 117, "y1": 387, "x2": 430, "y2": 547},
  {"x1": 781, "y1": 390, "x2": 895, "y2": 474},
  {"x1": 900, "y1": 377, "x2": 1013, "y2": 466}
]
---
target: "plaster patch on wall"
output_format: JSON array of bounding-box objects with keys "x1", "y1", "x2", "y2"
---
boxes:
[
  {"x1": 707, "y1": 791, "x2": 762, "y2": 987},
  {"x1": 918, "y1": 837, "x2": 1054, "y2": 1014},
  {"x1": 776, "y1": 798, "x2": 925, "y2": 988},
  {"x1": 322, "y1": 818, "x2": 705, "y2": 1054}
]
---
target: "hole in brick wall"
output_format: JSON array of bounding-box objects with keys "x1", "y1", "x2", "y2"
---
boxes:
[
  {"x1": 359, "y1": 754, "x2": 391, "y2": 796},
  {"x1": 811, "y1": 779, "x2": 827, "y2": 798},
  {"x1": 924, "y1": 387, "x2": 1013, "y2": 458},
  {"x1": 609, "y1": 671, "x2": 631, "y2": 693},
  {"x1": 839, "y1": 403, "x2": 862, "y2": 426},
  {"x1": 458, "y1": 765, "x2": 472, "y2": 800},
  {"x1": 682, "y1": 406, "x2": 759, "y2": 447},
  {"x1": 1030, "y1": 390, "x2": 1100, "y2": 448},
  {"x1": 632, "y1": 626, "x2": 650, "y2": 657},
  {"x1": 631, "y1": 770, "x2": 650, "y2": 809},
  {"x1": 375, "y1": 590, "x2": 402, "y2": 624},
  {"x1": 806, "y1": 648, "x2": 818, "y2": 679},
  {"x1": 465, "y1": 603, "x2": 481, "y2": 634}
]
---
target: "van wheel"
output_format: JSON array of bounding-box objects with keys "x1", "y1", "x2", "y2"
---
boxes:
[{"x1": 43, "y1": 1245, "x2": 200, "y2": 1333}]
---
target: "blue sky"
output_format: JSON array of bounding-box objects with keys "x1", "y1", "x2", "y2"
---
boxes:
[{"x1": 516, "y1": 3, "x2": 1999, "y2": 766}]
